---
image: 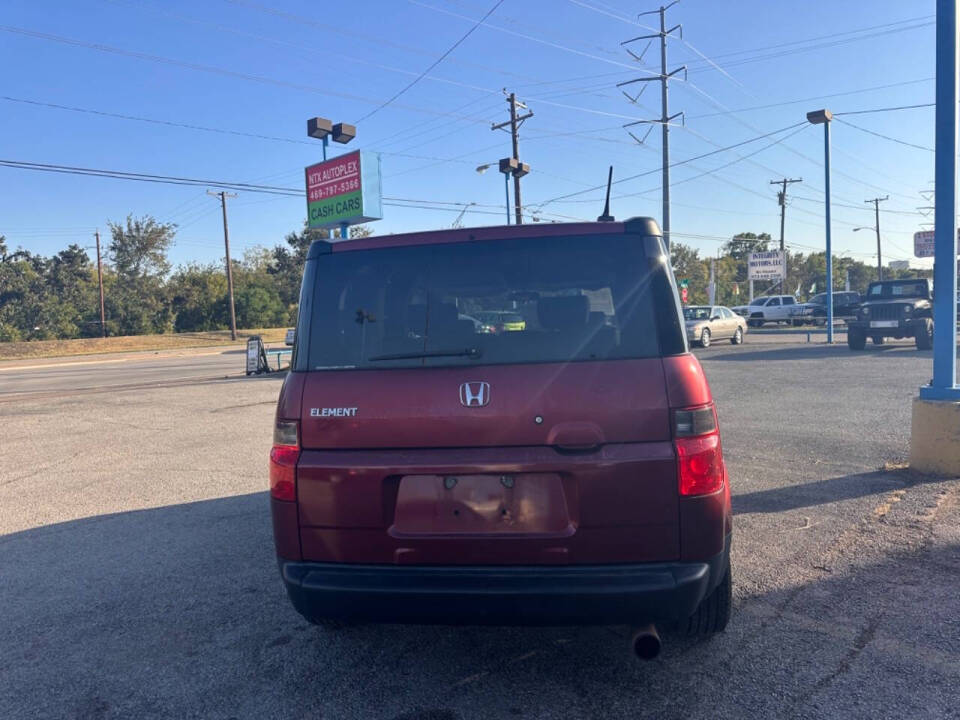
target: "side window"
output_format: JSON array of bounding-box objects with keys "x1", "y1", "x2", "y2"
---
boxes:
[
  {"x1": 768, "y1": 297, "x2": 781, "y2": 306},
  {"x1": 782, "y1": 297, "x2": 795, "y2": 306}
]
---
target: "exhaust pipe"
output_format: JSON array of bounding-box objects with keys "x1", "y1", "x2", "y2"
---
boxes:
[{"x1": 630, "y1": 624, "x2": 661, "y2": 660}]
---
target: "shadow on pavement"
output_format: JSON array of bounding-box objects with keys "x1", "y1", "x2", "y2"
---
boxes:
[
  {"x1": 2, "y1": 490, "x2": 957, "y2": 719},
  {"x1": 702, "y1": 344, "x2": 925, "y2": 362},
  {"x1": 734, "y1": 470, "x2": 914, "y2": 515}
]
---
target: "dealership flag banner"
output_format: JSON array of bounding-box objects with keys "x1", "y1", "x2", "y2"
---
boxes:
[
  {"x1": 305, "y1": 151, "x2": 383, "y2": 232},
  {"x1": 747, "y1": 250, "x2": 786, "y2": 281}
]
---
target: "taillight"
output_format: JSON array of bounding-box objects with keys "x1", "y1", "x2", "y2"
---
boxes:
[
  {"x1": 673, "y1": 405, "x2": 724, "y2": 496},
  {"x1": 269, "y1": 420, "x2": 299, "y2": 502}
]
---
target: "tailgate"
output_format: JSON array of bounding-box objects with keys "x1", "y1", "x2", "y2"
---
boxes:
[
  {"x1": 299, "y1": 359, "x2": 670, "y2": 450},
  {"x1": 297, "y1": 442, "x2": 679, "y2": 565}
]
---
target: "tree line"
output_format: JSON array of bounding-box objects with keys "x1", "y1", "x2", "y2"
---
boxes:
[
  {"x1": 670, "y1": 232, "x2": 926, "y2": 307},
  {"x1": 0, "y1": 215, "x2": 369, "y2": 341},
  {"x1": 0, "y1": 221, "x2": 924, "y2": 342}
]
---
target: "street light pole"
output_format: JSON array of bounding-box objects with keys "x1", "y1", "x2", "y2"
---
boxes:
[
  {"x1": 807, "y1": 109, "x2": 834, "y2": 343},
  {"x1": 865, "y1": 196, "x2": 889, "y2": 281},
  {"x1": 921, "y1": 0, "x2": 960, "y2": 401},
  {"x1": 504, "y1": 171, "x2": 511, "y2": 224}
]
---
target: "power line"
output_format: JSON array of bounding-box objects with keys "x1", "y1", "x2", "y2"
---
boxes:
[
  {"x1": 222, "y1": 0, "x2": 537, "y2": 82},
  {"x1": 0, "y1": 159, "x2": 304, "y2": 195},
  {"x1": 354, "y1": 0, "x2": 505, "y2": 123},
  {"x1": 834, "y1": 102, "x2": 935, "y2": 116},
  {"x1": 531, "y1": 120, "x2": 807, "y2": 208},
  {"x1": 409, "y1": 0, "x2": 658, "y2": 76},
  {"x1": 833, "y1": 117, "x2": 934, "y2": 153},
  {"x1": 685, "y1": 78, "x2": 934, "y2": 120},
  {"x1": 0, "y1": 156, "x2": 581, "y2": 223},
  {"x1": 569, "y1": 0, "x2": 933, "y2": 75},
  {"x1": 0, "y1": 95, "x2": 514, "y2": 171}
]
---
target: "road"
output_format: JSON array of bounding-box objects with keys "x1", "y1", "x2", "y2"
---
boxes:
[
  {"x1": 1, "y1": 342, "x2": 958, "y2": 719},
  {"x1": 0, "y1": 347, "x2": 274, "y2": 400}
]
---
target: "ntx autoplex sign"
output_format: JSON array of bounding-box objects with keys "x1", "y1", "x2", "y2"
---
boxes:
[{"x1": 305, "y1": 151, "x2": 382, "y2": 231}]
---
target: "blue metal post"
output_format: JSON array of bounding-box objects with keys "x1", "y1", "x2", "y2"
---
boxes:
[
  {"x1": 340, "y1": 222, "x2": 348, "y2": 239},
  {"x1": 504, "y1": 172, "x2": 511, "y2": 225},
  {"x1": 921, "y1": 0, "x2": 960, "y2": 400},
  {"x1": 324, "y1": 137, "x2": 333, "y2": 240},
  {"x1": 824, "y1": 120, "x2": 834, "y2": 344}
]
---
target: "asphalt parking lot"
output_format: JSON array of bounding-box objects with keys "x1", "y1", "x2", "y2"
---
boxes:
[{"x1": 2, "y1": 341, "x2": 959, "y2": 719}]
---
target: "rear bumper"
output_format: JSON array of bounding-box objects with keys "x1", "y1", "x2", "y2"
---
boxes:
[{"x1": 279, "y1": 534, "x2": 731, "y2": 626}]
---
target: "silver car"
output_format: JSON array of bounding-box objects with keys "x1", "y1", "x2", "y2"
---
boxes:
[{"x1": 683, "y1": 306, "x2": 747, "y2": 348}]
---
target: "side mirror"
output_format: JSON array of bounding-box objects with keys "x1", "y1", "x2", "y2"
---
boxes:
[{"x1": 711, "y1": 316, "x2": 721, "y2": 321}]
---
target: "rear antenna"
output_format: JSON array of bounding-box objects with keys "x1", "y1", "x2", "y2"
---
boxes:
[{"x1": 597, "y1": 166, "x2": 615, "y2": 222}]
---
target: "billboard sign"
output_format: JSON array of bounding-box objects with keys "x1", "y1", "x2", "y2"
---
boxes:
[
  {"x1": 913, "y1": 229, "x2": 960, "y2": 258},
  {"x1": 747, "y1": 250, "x2": 786, "y2": 281},
  {"x1": 305, "y1": 150, "x2": 383, "y2": 232}
]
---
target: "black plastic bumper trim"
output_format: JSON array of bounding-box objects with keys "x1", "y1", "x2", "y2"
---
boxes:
[{"x1": 279, "y1": 535, "x2": 731, "y2": 626}]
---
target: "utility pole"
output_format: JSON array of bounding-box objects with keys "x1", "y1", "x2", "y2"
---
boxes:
[
  {"x1": 492, "y1": 92, "x2": 533, "y2": 224},
  {"x1": 207, "y1": 190, "x2": 238, "y2": 341},
  {"x1": 770, "y1": 178, "x2": 803, "y2": 253},
  {"x1": 866, "y1": 196, "x2": 889, "y2": 281},
  {"x1": 94, "y1": 230, "x2": 106, "y2": 338},
  {"x1": 618, "y1": 1, "x2": 685, "y2": 250}
]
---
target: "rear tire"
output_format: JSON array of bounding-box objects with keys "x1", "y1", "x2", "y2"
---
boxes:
[
  {"x1": 848, "y1": 328, "x2": 867, "y2": 350},
  {"x1": 871, "y1": 335, "x2": 885, "y2": 345},
  {"x1": 680, "y1": 566, "x2": 732, "y2": 637},
  {"x1": 748, "y1": 317, "x2": 763, "y2": 328},
  {"x1": 700, "y1": 328, "x2": 711, "y2": 348},
  {"x1": 916, "y1": 318, "x2": 933, "y2": 350},
  {"x1": 731, "y1": 327, "x2": 743, "y2": 345}
]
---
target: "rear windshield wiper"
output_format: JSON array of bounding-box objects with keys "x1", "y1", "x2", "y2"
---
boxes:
[{"x1": 367, "y1": 347, "x2": 482, "y2": 362}]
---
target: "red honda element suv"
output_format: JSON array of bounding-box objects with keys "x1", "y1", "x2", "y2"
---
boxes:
[{"x1": 270, "y1": 218, "x2": 732, "y2": 654}]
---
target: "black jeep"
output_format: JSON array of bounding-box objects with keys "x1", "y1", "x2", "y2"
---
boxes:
[{"x1": 846, "y1": 279, "x2": 933, "y2": 351}]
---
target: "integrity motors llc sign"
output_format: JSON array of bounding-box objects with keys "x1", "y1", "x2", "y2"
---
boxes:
[
  {"x1": 747, "y1": 250, "x2": 786, "y2": 281},
  {"x1": 305, "y1": 150, "x2": 383, "y2": 232},
  {"x1": 913, "y1": 229, "x2": 960, "y2": 258}
]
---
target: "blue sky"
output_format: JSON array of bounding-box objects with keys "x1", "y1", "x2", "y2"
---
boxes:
[{"x1": 0, "y1": 0, "x2": 938, "y2": 269}]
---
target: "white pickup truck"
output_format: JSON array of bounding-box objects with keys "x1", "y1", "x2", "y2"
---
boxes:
[{"x1": 734, "y1": 295, "x2": 799, "y2": 327}]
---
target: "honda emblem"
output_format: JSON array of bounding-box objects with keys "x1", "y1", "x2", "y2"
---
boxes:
[{"x1": 459, "y1": 381, "x2": 490, "y2": 408}]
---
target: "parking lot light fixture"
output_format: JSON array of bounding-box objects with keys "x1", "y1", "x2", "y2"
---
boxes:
[
  {"x1": 807, "y1": 108, "x2": 834, "y2": 343},
  {"x1": 332, "y1": 123, "x2": 356, "y2": 144},
  {"x1": 307, "y1": 117, "x2": 332, "y2": 161}
]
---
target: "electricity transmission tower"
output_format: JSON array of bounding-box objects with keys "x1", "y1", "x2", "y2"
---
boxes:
[{"x1": 618, "y1": 1, "x2": 685, "y2": 249}]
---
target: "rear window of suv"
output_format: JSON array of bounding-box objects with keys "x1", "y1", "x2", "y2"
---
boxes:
[
  {"x1": 304, "y1": 234, "x2": 672, "y2": 370},
  {"x1": 867, "y1": 281, "x2": 929, "y2": 298}
]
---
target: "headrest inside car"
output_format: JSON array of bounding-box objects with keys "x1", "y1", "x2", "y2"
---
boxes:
[{"x1": 538, "y1": 295, "x2": 589, "y2": 331}]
